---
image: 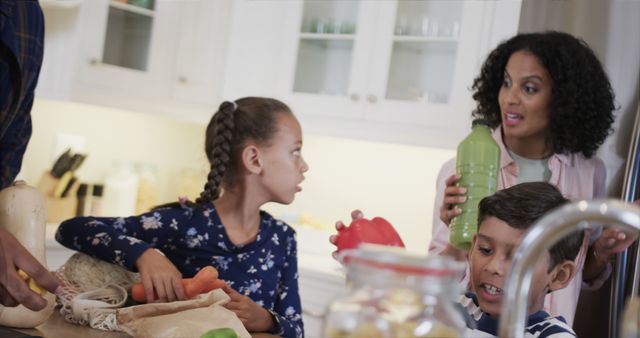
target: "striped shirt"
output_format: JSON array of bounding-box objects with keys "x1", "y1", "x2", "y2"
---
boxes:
[
  {"x1": 0, "y1": 0, "x2": 44, "y2": 188},
  {"x1": 459, "y1": 293, "x2": 577, "y2": 338}
]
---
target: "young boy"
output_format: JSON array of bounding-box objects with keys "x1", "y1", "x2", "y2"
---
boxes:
[{"x1": 460, "y1": 182, "x2": 581, "y2": 337}]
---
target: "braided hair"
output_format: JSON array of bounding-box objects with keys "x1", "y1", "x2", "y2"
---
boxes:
[
  {"x1": 195, "y1": 97, "x2": 292, "y2": 205},
  {"x1": 471, "y1": 31, "x2": 615, "y2": 158}
]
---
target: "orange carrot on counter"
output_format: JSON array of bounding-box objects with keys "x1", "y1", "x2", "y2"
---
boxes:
[{"x1": 131, "y1": 266, "x2": 226, "y2": 302}]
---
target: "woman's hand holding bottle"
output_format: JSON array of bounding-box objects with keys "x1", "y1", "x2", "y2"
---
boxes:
[{"x1": 439, "y1": 174, "x2": 466, "y2": 225}]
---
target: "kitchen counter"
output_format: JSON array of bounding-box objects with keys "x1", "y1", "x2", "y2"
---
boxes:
[
  {"x1": 294, "y1": 226, "x2": 347, "y2": 337},
  {"x1": 8, "y1": 310, "x2": 277, "y2": 338},
  {"x1": 294, "y1": 226, "x2": 344, "y2": 277},
  {"x1": 45, "y1": 223, "x2": 75, "y2": 271},
  {"x1": 11, "y1": 311, "x2": 129, "y2": 338}
]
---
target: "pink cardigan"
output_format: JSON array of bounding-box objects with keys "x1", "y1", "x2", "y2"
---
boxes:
[{"x1": 429, "y1": 126, "x2": 608, "y2": 326}]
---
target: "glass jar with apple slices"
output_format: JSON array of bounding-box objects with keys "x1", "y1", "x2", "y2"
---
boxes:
[{"x1": 323, "y1": 244, "x2": 467, "y2": 338}]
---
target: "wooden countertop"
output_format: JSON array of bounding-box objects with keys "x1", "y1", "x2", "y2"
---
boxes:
[
  {"x1": 7, "y1": 310, "x2": 277, "y2": 338},
  {"x1": 11, "y1": 311, "x2": 130, "y2": 338}
]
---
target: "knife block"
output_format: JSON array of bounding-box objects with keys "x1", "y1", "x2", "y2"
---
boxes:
[{"x1": 36, "y1": 171, "x2": 79, "y2": 223}]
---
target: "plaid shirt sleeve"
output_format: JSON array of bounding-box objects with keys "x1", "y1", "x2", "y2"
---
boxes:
[{"x1": 0, "y1": 0, "x2": 44, "y2": 189}]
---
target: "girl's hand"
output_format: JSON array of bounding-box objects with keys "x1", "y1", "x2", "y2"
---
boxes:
[
  {"x1": 329, "y1": 210, "x2": 364, "y2": 260},
  {"x1": 439, "y1": 174, "x2": 466, "y2": 226},
  {"x1": 135, "y1": 248, "x2": 186, "y2": 302},
  {"x1": 222, "y1": 285, "x2": 274, "y2": 332}
]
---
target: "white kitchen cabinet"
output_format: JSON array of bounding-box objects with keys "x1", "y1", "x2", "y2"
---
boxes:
[
  {"x1": 172, "y1": 0, "x2": 232, "y2": 107},
  {"x1": 74, "y1": 0, "x2": 178, "y2": 99},
  {"x1": 224, "y1": 0, "x2": 521, "y2": 148},
  {"x1": 61, "y1": 0, "x2": 230, "y2": 122}
]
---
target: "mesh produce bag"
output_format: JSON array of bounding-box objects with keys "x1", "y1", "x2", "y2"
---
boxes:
[
  {"x1": 56, "y1": 253, "x2": 137, "y2": 331},
  {"x1": 55, "y1": 253, "x2": 249, "y2": 337}
]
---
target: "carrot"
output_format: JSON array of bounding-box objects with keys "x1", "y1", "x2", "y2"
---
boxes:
[
  {"x1": 130, "y1": 266, "x2": 225, "y2": 302},
  {"x1": 183, "y1": 266, "x2": 222, "y2": 298}
]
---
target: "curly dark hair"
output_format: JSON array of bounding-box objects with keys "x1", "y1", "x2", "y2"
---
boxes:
[
  {"x1": 471, "y1": 31, "x2": 615, "y2": 158},
  {"x1": 478, "y1": 182, "x2": 584, "y2": 270}
]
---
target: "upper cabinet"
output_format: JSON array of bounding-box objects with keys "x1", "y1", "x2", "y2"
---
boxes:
[
  {"x1": 224, "y1": 0, "x2": 521, "y2": 148},
  {"x1": 39, "y1": 0, "x2": 231, "y2": 123},
  {"x1": 172, "y1": 1, "x2": 231, "y2": 107},
  {"x1": 39, "y1": 0, "x2": 520, "y2": 146},
  {"x1": 76, "y1": 0, "x2": 177, "y2": 98}
]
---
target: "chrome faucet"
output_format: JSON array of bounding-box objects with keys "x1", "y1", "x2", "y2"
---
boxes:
[{"x1": 499, "y1": 199, "x2": 640, "y2": 338}]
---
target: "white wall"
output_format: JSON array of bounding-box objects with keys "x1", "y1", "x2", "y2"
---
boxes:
[{"x1": 21, "y1": 100, "x2": 454, "y2": 253}]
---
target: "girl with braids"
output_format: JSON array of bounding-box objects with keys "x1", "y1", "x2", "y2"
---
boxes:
[{"x1": 56, "y1": 97, "x2": 309, "y2": 337}]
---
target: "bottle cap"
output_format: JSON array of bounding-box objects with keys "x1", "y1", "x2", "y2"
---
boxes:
[{"x1": 472, "y1": 118, "x2": 492, "y2": 127}]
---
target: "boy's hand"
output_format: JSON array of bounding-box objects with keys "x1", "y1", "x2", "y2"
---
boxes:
[
  {"x1": 440, "y1": 174, "x2": 466, "y2": 225},
  {"x1": 135, "y1": 248, "x2": 186, "y2": 302},
  {"x1": 593, "y1": 228, "x2": 639, "y2": 261},
  {"x1": 329, "y1": 210, "x2": 364, "y2": 260},
  {"x1": 222, "y1": 285, "x2": 274, "y2": 332}
]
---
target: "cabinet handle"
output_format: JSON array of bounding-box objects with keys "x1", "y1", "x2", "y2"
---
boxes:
[
  {"x1": 367, "y1": 94, "x2": 378, "y2": 103},
  {"x1": 349, "y1": 93, "x2": 360, "y2": 102},
  {"x1": 178, "y1": 76, "x2": 188, "y2": 84}
]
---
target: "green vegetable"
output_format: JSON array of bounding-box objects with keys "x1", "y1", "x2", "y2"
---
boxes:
[{"x1": 200, "y1": 328, "x2": 238, "y2": 338}]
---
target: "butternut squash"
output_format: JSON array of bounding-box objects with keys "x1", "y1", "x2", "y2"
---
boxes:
[{"x1": 0, "y1": 181, "x2": 55, "y2": 328}]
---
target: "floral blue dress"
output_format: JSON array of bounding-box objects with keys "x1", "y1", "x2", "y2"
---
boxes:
[{"x1": 55, "y1": 203, "x2": 304, "y2": 338}]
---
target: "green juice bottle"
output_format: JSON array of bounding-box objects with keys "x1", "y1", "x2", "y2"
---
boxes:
[{"x1": 449, "y1": 119, "x2": 500, "y2": 250}]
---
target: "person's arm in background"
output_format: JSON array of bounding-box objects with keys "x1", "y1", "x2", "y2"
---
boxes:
[
  {"x1": 0, "y1": 0, "x2": 61, "y2": 310},
  {"x1": 55, "y1": 209, "x2": 187, "y2": 302},
  {"x1": 429, "y1": 157, "x2": 467, "y2": 261},
  {"x1": 583, "y1": 158, "x2": 639, "y2": 285}
]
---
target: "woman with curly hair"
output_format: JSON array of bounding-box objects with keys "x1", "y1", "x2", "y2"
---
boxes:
[{"x1": 430, "y1": 31, "x2": 636, "y2": 325}]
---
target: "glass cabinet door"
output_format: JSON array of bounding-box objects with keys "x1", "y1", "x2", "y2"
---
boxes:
[
  {"x1": 77, "y1": 0, "x2": 179, "y2": 104},
  {"x1": 292, "y1": 0, "x2": 359, "y2": 97},
  {"x1": 102, "y1": 0, "x2": 155, "y2": 71},
  {"x1": 386, "y1": 1, "x2": 463, "y2": 104},
  {"x1": 366, "y1": 0, "x2": 485, "y2": 132}
]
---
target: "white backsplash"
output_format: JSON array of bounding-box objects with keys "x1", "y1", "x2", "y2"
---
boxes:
[
  {"x1": 20, "y1": 99, "x2": 209, "y2": 205},
  {"x1": 263, "y1": 134, "x2": 455, "y2": 254}
]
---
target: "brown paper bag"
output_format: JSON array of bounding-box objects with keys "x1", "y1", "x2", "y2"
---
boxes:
[{"x1": 116, "y1": 289, "x2": 250, "y2": 338}]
